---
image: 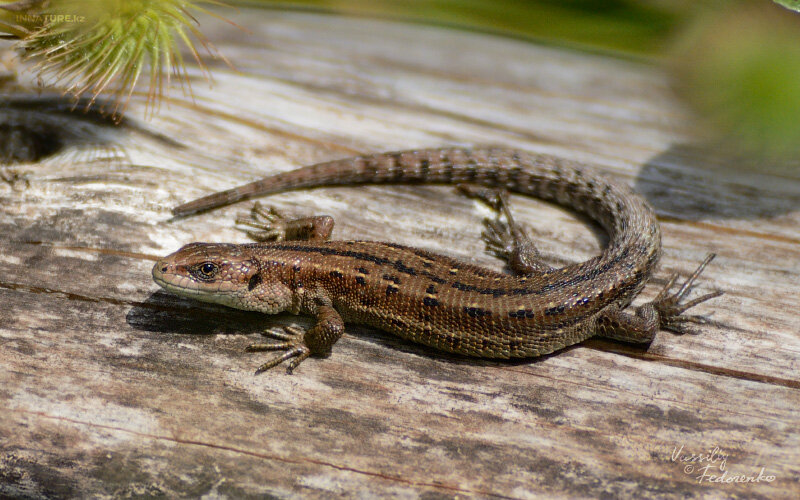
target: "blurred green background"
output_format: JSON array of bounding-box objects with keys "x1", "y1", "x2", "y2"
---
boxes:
[
  {"x1": 254, "y1": 0, "x2": 691, "y2": 56},
  {"x1": 252, "y1": 0, "x2": 800, "y2": 164},
  {"x1": 4, "y1": 0, "x2": 798, "y2": 164}
]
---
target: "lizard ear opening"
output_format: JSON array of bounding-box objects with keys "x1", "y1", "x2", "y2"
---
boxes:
[{"x1": 248, "y1": 273, "x2": 263, "y2": 291}]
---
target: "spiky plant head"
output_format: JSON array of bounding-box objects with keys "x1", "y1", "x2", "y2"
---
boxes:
[{"x1": 13, "y1": 0, "x2": 225, "y2": 119}]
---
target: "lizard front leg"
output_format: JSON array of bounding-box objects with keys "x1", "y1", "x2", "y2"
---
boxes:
[
  {"x1": 236, "y1": 203, "x2": 346, "y2": 373},
  {"x1": 246, "y1": 304, "x2": 345, "y2": 374}
]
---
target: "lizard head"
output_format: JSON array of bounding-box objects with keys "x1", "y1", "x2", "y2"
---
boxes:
[{"x1": 152, "y1": 242, "x2": 293, "y2": 314}]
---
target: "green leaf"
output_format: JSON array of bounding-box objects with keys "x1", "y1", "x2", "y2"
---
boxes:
[{"x1": 773, "y1": 1, "x2": 800, "y2": 13}]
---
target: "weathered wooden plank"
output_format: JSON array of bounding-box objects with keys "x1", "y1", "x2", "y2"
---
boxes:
[{"x1": 1, "y1": 8, "x2": 798, "y2": 499}]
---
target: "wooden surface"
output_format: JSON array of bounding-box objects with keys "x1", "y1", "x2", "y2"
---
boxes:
[{"x1": 2, "y1": 7, "x2": 799, "y2": 499}]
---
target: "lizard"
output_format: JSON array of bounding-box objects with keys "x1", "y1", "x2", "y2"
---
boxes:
[{"x1": 153, "y1": 147, "x2": 721, "y2": 374}]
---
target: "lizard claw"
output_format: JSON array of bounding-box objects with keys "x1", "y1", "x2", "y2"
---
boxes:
[
  {"x1": 652, "y1": 253, "x2": 722, "y2": 334},
  {"x1": 457, "y1": 184, "x2": 515, "y2": 259},
  {"x1": 458, "y1": 184, "x2": 532, "y2": 263},
  {"x1": 237, "y1": 202, "x2": 335, "y2": 242},
  {"x1": 236, "y1": 202, "x2": 290, "y2": 241},
  {"x1": 246, "y1": 326, "x2": 311, "y2": 374},
  {"x1": 481, "y1": 218, "x2": 515, "y2": 262}
]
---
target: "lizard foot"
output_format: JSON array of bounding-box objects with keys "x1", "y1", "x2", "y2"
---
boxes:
[
  {"x1": 246, "y1": 326, "x2": 311, "y2": 374},
  {"x1": 237, "y1": 202, "x2": 334, "y2": 242},
  {"x1": 456, "y1": 184, "x2": 515, "y2": 258},
  {"x1": 650, "y1": 253, "x2": 723, "y2": 334},
  {"x1": 459, "y1": 184, "x2": 551, "y2": 275},
  {"x1": 481, "y1": 217, "x2": 516, "y2": 262},
  {"x1": 236, "y1": 202, "x2": 291, "y2": 241},
  {"x1": 596, "y1": 254, "x2": 722, "y2": 343}
]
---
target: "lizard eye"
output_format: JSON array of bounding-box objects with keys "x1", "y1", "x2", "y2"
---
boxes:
[{"x1": 192, "y1": 262, "x2": 219, "y2": 280}]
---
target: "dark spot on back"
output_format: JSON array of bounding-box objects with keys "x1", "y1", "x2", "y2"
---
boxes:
[
  {"x1": 464, "y1": 306, "x2": 490, "y2": 318},
  {"x1": 394, "y1": 260, "x2": 417, "y2": 276},
  {"x1": 423, "y1": 297, "x2": 440, "y2": 307},
  {"x1": 382, "y1": 274, "x2": 401, "y2": 284},
  {"x1": 544, "y1": 305, "x2": 566, "y2": 316},
  {"x1": 421, "y1": 272, "x2": 444, "y2": 285}
]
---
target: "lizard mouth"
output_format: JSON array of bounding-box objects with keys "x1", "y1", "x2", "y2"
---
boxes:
[{"x1": 152, "y1": 260, "x2": 204, "y2": 298}]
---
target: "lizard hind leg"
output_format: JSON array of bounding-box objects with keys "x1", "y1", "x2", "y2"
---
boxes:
[
  {"x1": 457, "y1": 185, "x2": 552, "y2": 275},
  {"x1": 236, "y1": 201, "x2": 334, "y2": 242},
  {"x1": 596, "y1": 253, "x2": 722, "y2": 343},
  {"x1": 647, "y1": 253, "x2": 723, "y2": 335}
]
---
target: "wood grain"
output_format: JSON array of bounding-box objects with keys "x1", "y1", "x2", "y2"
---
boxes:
[{"x1": 1, "y1": 8, "x2": 798, "y2": 499}]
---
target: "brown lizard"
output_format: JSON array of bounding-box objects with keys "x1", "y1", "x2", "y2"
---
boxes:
[{"x1": 153, "y1": 148, "x2": 721, "y2": 373}]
